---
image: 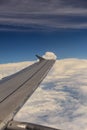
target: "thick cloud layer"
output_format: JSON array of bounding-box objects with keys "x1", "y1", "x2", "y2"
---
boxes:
[
  {"x1": 0, "y1": 0, "x2": 87, "y2": 31},
  {"x1": 0, "y1": 61, "x2": 33, "y2": 79},
  {"x1": 0, "y1": 57, "x2": 87, "y2": 130}
]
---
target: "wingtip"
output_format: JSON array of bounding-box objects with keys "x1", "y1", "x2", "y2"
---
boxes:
[{"x1": 36, "y1": 55, "x2": 45, "y2": 61}]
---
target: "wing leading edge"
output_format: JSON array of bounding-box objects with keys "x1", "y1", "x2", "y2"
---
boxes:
[{"x1": 0, "y1": 55, "x2": 56, "y2": 130}]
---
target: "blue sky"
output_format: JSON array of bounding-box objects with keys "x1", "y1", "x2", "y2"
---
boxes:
[
  {"x1": 0, "y1": 30, "x2": 87, "y2": 63},
  {"x1": 0, "y1": 0, "x2": 87, "y2": 63}
]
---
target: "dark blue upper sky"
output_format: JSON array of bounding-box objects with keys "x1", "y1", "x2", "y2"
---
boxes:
[
  {"x1": 0, "y1": 0, "x2": 87, "y2": 63},
  {"x1": 0, "y1": 29, "x2": 87, "y2": 63}
]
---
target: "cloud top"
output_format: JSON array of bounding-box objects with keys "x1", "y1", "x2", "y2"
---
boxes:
[{"x1": 43, "y1": 52, "x2": 57, "y2": 60}]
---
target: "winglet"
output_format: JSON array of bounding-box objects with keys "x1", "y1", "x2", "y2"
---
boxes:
[{"x1": 36, "y1": 55, "x2": 45, "y2": 61}]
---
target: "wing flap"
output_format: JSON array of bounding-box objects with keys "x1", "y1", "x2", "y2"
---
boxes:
[{"x1": 6, "y1": 120, "x2": 60, "y2": 130}]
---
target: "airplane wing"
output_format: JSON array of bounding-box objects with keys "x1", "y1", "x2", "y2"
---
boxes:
[{"x1": 0, "y1": 55, "x2": 60, "y2": 130}]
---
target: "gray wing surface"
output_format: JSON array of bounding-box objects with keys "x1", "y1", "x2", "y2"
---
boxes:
[{"x1": 0, "y1": 56, "x2": 55, "y2": 129}]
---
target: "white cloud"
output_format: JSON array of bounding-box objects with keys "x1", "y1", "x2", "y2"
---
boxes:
[
  {"x1": 0, "y1": 57, "x2": 87, "y2": 130},
  {"x1": 0, "y1": 61, "x2": 33, "y2": 79},
  {"x1": 43, "y1": 52, "x2": 57, "y2": 60}
]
